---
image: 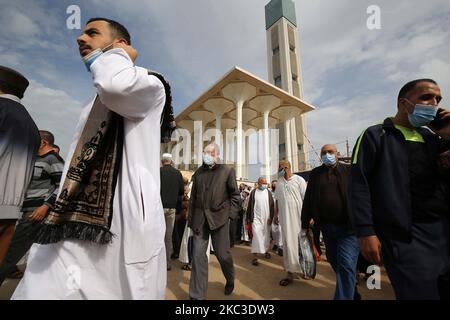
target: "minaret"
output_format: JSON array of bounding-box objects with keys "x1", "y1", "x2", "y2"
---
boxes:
[{"x1": 265, "y1": 0, "x2": 309, "y2": 171}]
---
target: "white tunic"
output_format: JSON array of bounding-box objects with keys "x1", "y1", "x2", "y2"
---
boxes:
[
  {"x1": 241, "y1": 195, "x2": 251, "y2": 242},
  {"x1": 271, "y1": 191, "x2": 283, "y2": 247},
  {"x1": 274, "y1": 175, "x2": 307, "y2": 273},
  {"x1": 251, "y1": 189, "x2": 271, "y2": 254},
  {"x1": 12, "y1": 49, "x2": 167, "y2": 300}
]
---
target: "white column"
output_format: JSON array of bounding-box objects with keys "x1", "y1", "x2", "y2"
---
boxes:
[
  {"x1": 284, "y1": 120, "x2": 292, "y2": 166},
  {"x1": 194, "y1": 121, "x2": 203, "y2": 168},
  {"x1": 263, "y1": 111, "x2": 270, "y2": 182},
  {"x1": 215, "y1": 115, "x2": 223, "y2": 160},
  {"x1": 236, "y1": 101, "x2": 243, "y2": 179},
  {"x1": 215, "y1": 115, "x2": 222, "y2": 135},
  {"x1": 290, "y1": 118, "x2": 299, "y2": 172},
  {"x1": 186, "y1": 131, "x2": 192, "y2": 171}
]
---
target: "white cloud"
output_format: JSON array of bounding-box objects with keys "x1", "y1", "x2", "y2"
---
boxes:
[
  {"x1": 307, "y1": 93, "x2": 392, "y2": 162},
  {"x1": 296, "y1": 0, "x2": 450, "y2": 156},
  {"x1": 22, "y1": 79, "x2": 84, "y2": 157},
  {"x1": 3, "y1": 0, "x2": 450, "y2": 170}
]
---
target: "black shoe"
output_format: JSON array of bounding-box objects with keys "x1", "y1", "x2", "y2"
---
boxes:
[
  {"x1": 224, "y1": 282, "x2": 234, "y2": 295},
  {"x1": 170, "y1": 253, "x2": 179, "y2": 260},
  {"x1": 277, "y1": 248, "x2": 283, "y2": 256},
  {"x1": 167, "y1": 266, "x2": 172, "y2": 271}
]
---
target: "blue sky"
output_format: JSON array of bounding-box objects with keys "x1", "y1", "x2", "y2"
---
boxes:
[{"x1": 1, "y1": 0, "x2": 450, "y2": 168}]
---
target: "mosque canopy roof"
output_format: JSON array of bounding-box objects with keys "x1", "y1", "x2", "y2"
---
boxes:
[{"x1": 175, "y1": 66, "x2": 315, "y2": 130}]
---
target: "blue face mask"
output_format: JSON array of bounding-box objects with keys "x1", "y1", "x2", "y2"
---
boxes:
[
  {"x1": 278, "y1": 168, "x2": 285, "y2": 178},
  {"x1": 322, "y1": 153, "x2": 337, "y2": 166},
  {"x1": 203, "y1": 153, "x2": 215, "y2": 166},
  {"x1": 82, "y1": 48, "x2": 103, "y2": 71},
  {"x1": 82, "y1": 43, "x2": 114, "y2": 72},
  {"x1": 405, "y1": 100, "x2": 438, "y2": 128},
  {"x1": 259, "y1": 184, "x2": 268, "y2": 191}
]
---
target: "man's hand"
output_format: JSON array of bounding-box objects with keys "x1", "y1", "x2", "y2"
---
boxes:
[
  {"x1": 430, "y1": 108, "x2": 450, "y2": 140},
  {"x1": 29, "y1": 204, "x2": 50, "y2": 221},
  {"x1": 113, "y1": 43, "x2": 138, "y2": 62},
  {"x1": 274, "y1": 215, "x2": 279, "y2": 225},
  {"x1": 359, "y1": 235, "x2": 382, "y2": 265}
]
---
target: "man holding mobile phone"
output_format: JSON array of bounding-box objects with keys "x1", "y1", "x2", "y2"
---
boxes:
[
  {"x1": 12, "y1": 18, "x2": 171, "y2": 300},
  {"x1": 350, "y1": 79, "x2": 450, "y2": 300}
]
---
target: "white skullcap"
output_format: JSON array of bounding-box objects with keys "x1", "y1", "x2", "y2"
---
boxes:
[{"x1": 162, "y1": 153, "x2": 173, "y2": 161}]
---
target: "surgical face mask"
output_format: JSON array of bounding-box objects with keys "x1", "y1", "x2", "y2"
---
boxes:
[
  {"x1": 322, "y1": 152, "x2": 337, "y2": 166},
  {"x1": 278, "y1": 168, "x2": 285, "y2": 178},
  {"x1": 82, "y1": 43, "x2": 114, "y2": 72},
  {"x1": 203, "y1": 153, "x2": 215, "y2": 166},
  {"x1": 405, "y1": 100, "x2": 438, "y2": 128},
  {"x1": 259, "y1": 184, "x2": 268, "y2": 191}
]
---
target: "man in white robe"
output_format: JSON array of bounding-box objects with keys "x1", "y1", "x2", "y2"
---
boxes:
[
  {"x1": 270, "y1": 180, "x2": 283, "y2": 256},
  {"x1": 246, "y1": 177, "x2": 274, "y2": 266},
  {"x1": 274, "y1": 160, "x2": 307, "y2": 286},
  {"x1": 12, "y1": 18, "x2": 167, "y2": 300}
]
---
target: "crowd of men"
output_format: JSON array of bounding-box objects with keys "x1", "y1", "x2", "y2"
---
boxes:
[{"x1": 0, "y1": 16, "x2": 449, "y2": 301}]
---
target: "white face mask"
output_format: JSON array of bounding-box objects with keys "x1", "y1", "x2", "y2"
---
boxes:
[{"x1": 203, "y1": 153, "x2": 215, "y2": 166}]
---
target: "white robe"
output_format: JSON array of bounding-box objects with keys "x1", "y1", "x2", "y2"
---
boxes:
[
  {"x1": 12, "y1": 49, "x2": 167, "y2": 300},
  {"x1": 274, "y1": 175, "x2": 307, "y2": 273},
  {"x1": 251, "y1": 189, "x2": 271, "y2": 254},
  {"x1": 271, "y1": 192, "x2": 283, "y2": 248},
  {"x1": 241, "y1": 195, "x2": 251, "y2": 242}
]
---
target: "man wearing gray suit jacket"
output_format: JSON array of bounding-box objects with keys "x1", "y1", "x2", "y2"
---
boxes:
[{"x1": 188, "y1": 143, "x2": 241, "y2": 300}]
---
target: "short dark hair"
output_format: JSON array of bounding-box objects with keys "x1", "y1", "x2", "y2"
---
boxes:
[
  {"x1": 398, "y1": 79, "x2": 438, "y2": 100},
  {"x1": 87, "y1": 17, "x2": 131, "y2": 45},
  {"x1": 39, "y1": 130, "x2": 55, "y2": 145}
]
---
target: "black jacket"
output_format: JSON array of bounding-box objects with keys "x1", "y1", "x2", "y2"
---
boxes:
[
  {"x1": 301, "y1": 162, "x2": 353, "y2": 232},
  {"x1": 188, "y1": 164, "x2": 241, "y2": 233},
  {"x1": 349, "y1": 117, "x2": 450, "y2": 240},
  {"x1": 246, "y1": 188, "x2": 275, "y2": 224},
  {"x1": 160, "y1": 165, "x2": 184, "y2": 209}
]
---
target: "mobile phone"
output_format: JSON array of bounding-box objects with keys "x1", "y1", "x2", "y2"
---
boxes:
[{"x1": 429, "y1": 108, "x2": 450, "y2": 130}]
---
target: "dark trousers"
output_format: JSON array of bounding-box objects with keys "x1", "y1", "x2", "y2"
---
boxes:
[
  {"x1": 0, "y1": 219, "x2": 16, "y2": 265},
  {"x1": 229, "y1": 218, "x2": 238, "y2": 248},
  {"x1": 0, "y1": 214, "x2": 38, "y2": 286},
  {"x1": 311, "y1": 224, "x2": 322, "y2": 256},
  {"x1": 172, "y1": 217, "x2": 186, "y2": 256},
  {"x1": 321, "y1": 223, "x2": 359, "y2": 300},
  {"x1": 189, "y1": 221, "x2": 235, "y2": 300},
  {"x1": 380, "y1": 218, "x2": 450, "y2": 300},
  {"x1": 235, "y1": 211, "x2": 243, "y2": 242}
]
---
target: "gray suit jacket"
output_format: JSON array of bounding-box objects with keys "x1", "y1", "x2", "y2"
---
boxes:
[{"x1": 188, "y1": 164, "x2": 241, "y2": 233}]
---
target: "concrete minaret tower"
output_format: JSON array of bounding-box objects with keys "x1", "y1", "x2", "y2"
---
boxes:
[{"x1": 265, "y1": 0, "x2": 309, "y2": 171}]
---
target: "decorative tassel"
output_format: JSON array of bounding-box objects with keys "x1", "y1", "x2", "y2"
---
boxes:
[{"x1": 31, "y1": 222, "x2": 115, "y2": 245}]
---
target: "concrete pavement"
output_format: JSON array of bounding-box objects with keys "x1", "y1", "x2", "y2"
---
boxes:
[{"x1": 1, "y1": 243, "x2": 395, "y2": 300}]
